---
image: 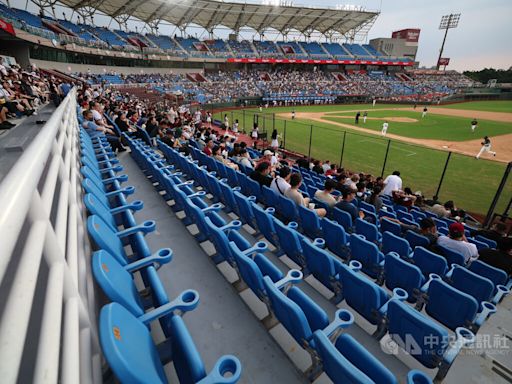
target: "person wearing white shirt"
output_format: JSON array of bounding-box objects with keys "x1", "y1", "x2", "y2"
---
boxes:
[
  {"x1": 437, "y1": 223, "x2": 478, "y2": 263},
  {"x1": 382, "y1": 171, "x2": 402, "y2": 197},
  {"x1": 314, "y1": 179, "x2": 338, "y2": 208},
  {"x1": 322, "y1": 161, "x2": 331, "y2": 174},
  {"x1": 381, "y1": 121, "x2": 389, "y2": 136},
  {"x1": 270, "y1": 166, "x2": 291, "y2": 195}
]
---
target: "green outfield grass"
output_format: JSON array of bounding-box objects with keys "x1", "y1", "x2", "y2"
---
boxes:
[
  {"x1": 441, "y1": 100, "x2": 512, "y2": 113},
  {"x1": 323, "y1": 110, "x2": 511, "y2": 141},
  {"x1": 214, "y1": 103, "x2": 510, "y2": 215}
]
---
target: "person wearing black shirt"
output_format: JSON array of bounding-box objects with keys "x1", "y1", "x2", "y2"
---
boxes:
[
  {"x1": 355, "y1": 111, "x2": 360, "y2": 124},
  {"x1": 471, "y1": 118, "x2": 478, "y2": 132},
  {"x1": 471, "y1": 222, "x2": 507, "y2": 249},
  {"x1": 478, "y1": 238, "x2": 512, "y2": 276},
  {"x1": 115, "y1": 113, "x2": 130, "y2": 132},
  {"x1": 250, "y1": 162, "x2": 273, "y2": 188},
  {"x1": 335, "y1": 188, "x2": 364, "y2": 221},
  {"x1": 296, "y1": 156, "x2": 309, "y2": 169}
]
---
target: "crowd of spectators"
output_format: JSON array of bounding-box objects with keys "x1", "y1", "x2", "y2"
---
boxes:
[{"x1": 0, "y1": 58, "x2": 71, "y2": 130}]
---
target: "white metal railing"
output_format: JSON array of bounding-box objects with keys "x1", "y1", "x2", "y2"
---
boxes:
[{"x1": 0, "y1": 88, "x2": 101, "y2": 383}]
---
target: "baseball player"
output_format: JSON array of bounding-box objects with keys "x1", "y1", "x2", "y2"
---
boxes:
[
  {"x1": 471, "y1": 118, "x2": 478, "y2": 132},
  {"x1": 476, "y1": 136, "x2": 496, "y2": 159},
  {"x1": 363, "y1": 111, "x2": 368, "y2": 123},
  {"x1": 291, "y1": 110, "x2": 296, "y2": 120},
  {"x1": 422, "y1": 106, "x2": 428, "y2": 118},
  {"x1": 372, "y1": 98, "x2": 376, "y2": 108},
  {"x1": 381, "y1": 121, "x2": 389, "y2": 136}
]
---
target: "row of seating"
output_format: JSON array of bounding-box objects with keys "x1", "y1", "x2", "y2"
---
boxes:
[
  {"x1": 183, "y1": 143, "x2": 510, "y2": 333},
  {"x1": 79, "y1": 112, "x2": 242, "y2": 383},
  {"x1": 124, "y1": 134, "x2": 486, "y2": 383}
]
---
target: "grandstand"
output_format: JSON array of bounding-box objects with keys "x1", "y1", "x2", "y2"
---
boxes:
[{"x1": 0, "y1": 0, "x2": 511, "y2": 384}]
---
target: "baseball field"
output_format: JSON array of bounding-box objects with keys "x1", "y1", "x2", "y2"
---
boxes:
[{"x1": 213, "y1": 101, "x2": 512, "y2": 215}]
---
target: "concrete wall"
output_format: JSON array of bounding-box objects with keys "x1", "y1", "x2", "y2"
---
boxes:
[{"x1": 30, "y1": 59, "x2": 203, "y2": 75}]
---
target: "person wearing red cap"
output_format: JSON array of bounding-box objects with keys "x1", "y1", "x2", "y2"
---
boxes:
[{"x1": 437, "y1": 222, "x2": 478, "y2": 263}]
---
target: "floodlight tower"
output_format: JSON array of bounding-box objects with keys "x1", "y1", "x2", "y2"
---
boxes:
[{"x1": 436, "y1": 13, "x2": 461, "y2": 70}]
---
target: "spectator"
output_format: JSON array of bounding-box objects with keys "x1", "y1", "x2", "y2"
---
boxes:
[
  {"x1": 437, "y1": 222, "x2": 478, "y2": 263},
  {"x1": 203, "y1": 138, "x2": 214, "y2": 156},
  {"x1": 250, "y1": 162, "x2": 272, "y2": 187},
  {"x1": 325, "y1": 163, "x2": 337, "y2": 177},
  {"x1": 368, "y1": 186, "x2": 383, "y2": 212},
  {"x1": 212, "y1": 145, "x2": 239, "y2": 170},
  {"x1": 322, "y1": 160, "x2": 331, "y2": 174},
  {"x1": 296, "y1": 155, "x2": 309, "y2": 169},
  {"x1": 285, "y1": 173, "x2": 326, "y2": 217},
  {"x1": 82, "y1": 109, "x2": 125, "y2": 152},
  {"x1": 312, "y1": 160, "x2": 324, "y2": 175},
  {"x1": 314, "y1": 179, "x2": 338, "y2": 208},
  {"x1": 478, "y1": 238, "x2": 512, "y2": 276},
  {"x1": 430, "y1": 200, "x2": 455, "y2": 218},
  {"x1": 270, "y1": 166, "x2": 291, "y2": 195},
  {"x1": 355, "y1": 182, "x2": 367, "y2": 202},
  {"x1": 335, "y1": 188, "x2": 364, "y2": 221},
  {"x1": 382, "y1": 171, "x2": 402, "y2": 196},
  {"x1": 237, "y1": 149, "x2": 254, "y2": 169}
]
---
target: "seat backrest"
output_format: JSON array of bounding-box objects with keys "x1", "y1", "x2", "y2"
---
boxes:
[
  {"x1": 359, "y1": 200, "x2": 376, "y2": 214},
  {"x1": 93, "y1": 250, "x2": 144, "y2": 316},
  {"x1": 405, "y1": 230, "x2": 430, "y2": 249},
  {"x1": 313, "y1": 331, "x2": 397, "y2": 384},
  {"x1": 450, "y1": 266, "x2": 494, "y2": 304},
  {"x1": 251, "y1": 203, "x2": 279, "y2": 247},
  {"x1": 262, "y1": 185, "x2": 277, "y2": 207},
  {"x1": 438, "y1": 245, "x2": 466, "y2": 266},
  {"x1": 380, "y1": 218, "x2": 401, "y2": 236},
  {"x1": 387, "y1": 300, "x2": 449, "y2": 369},
  {"x1": 278, "y1": 194, "x2": 299, "y2": 222},
  {"x1": 467, "y1": 237, "x2": 489, "y2": 251},
  {"x1": 337, "y1": 266, "x2": 388, "y2": 325},
  {"x1": 469, "y1": 260, "x2": 507, "y2": 287},
  {"x1": 262, "y1": 277, "x2": 315, "y2": 345},
  {"x1": 297, "y1": 205, "x2": 321, "y2": 238},
  {"x1": 322, "y1": 218, "x2": 349, "y2": 259},
  {"x1": 246, "y1": 177, "x2": 262, "y2": 200},
  {"x1": 230, "y1": 244, "x2": 268, "y2": 298},
  {"x1": 204, "y1": 217, "x2": 246, "y2": 266},
  {"x1": 425, "y1": 279, "x2": 479, "y2": 331},
  {"x1": 475, "y1": 235, "x2": 497, "y2": 249},
  {"x1": 300, "y1": 238, "x2": 338, "y2": 291},
  {"x1": 382, "y1": 231, "x2": 411, "y2": 260},
  {"x1": 413, "y1": 247, "x2": 448, "y2": 277},
  {"x1": 355, "y1": 218, "x2": 379, "y2": 243},
  {"x1": 87, "y1": 215, "x2": 128, "y2": 265},
  {"x1": 349, "y1": 234, "x2": 384, "y2": 279},
  {"x1": 273, "y1": 219, "x2": 304, "y2": 267},
  {"x1": 99, "y1": 303, "x2": 167, "y2": 384},
  {"x1": 384, "y1": 253, "x2": 424, "y2": 302},
  {"x1": 83, "y1": 193, "x2": 118, "y2": 230},
  {"x1": 332, "y1": 207, "x2": 353, "y2": 231},
  {"x1": 219, "y1": 181, "x2": 238, "y2": 212},
  {"x1": 233, "y1": 191, "x2": 255, "y2": 226}
]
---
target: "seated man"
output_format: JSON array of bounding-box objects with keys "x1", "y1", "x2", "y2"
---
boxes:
[
  {"x1": 250, "y1": 162, "x2": 273, "y2": 188},
  {"x1": 270, "y1": 166, "x2": 291, "y2": 195},
  {"x1": 314, "y1": 179, "x2": 338, "y2": 208},
  {"x1": 437, "y1": 222, "x2": 478, "y2": 263},
  {"x1": 478, "y1": 238, "x2": 512, "y2": 276},
  {"x1": 285, "y1": 173, "x2": 326, "y2": 217},
  {"x1": 82, "y1": 109, "x2": 125, "y2": 152},
  {"x1": 430, "y1": 200, "x2": 455, "y2": 218},
  {"x1": 335, "y1": 188, "x2": 364, "y2": 221}
]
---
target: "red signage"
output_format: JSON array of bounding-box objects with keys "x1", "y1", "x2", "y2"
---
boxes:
[
  {"x1": 438, "y1": 57, "x2": 450, "y2": 66},
  {"x1": 0, "y1": 18, "x2": 15, "y2": 36},
  {"x1": 226, "y1": 57, "x2": 414, "y2": 66},
  {"x1": 392, "y1": 28, "x2": 420, "y2": 43}
]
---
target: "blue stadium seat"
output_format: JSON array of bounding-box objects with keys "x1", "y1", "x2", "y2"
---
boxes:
[
  {"x1": 405, "y1": 230, "x2": 430, "y2": 249},
  {"x1": 273, "y1": 219, "x2": 306, "y2": 268},
  {"x1": 355, "y1": 218, "x2": 381, "y2": 244},
  {"x1": 382, "y1": 231, "x2": 412, "y2": 260},
  {"x1": 322, "y1": 218, "x2": 351, "y2": 260},
  {"x1": 298, "y1": 204, "x2": 323, "y2": 238},
  {"x1": 384, "y1": 252, "x2": 425, "y2": 303},
  {"x1": 100, "y1": 302, "x2": 242, "y2": 384},
  {"x1": 252, "y1": 204, "x2": 280, "y2": 249},
  {"x1": 349, "y1": 234, "x2": 385, "y2": 280},
  {"x1": 412, "y1": 246, "x2": 448, "y2": 277},
  {"x1": 332, "y1": 207, "x2": 353, "y2": 232},
  {"x1": 380, "y1": 218, "x2": 401, "y2": 236}
]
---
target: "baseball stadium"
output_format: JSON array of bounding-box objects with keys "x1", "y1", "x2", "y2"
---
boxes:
[{"x1": 0, "y1": 0, "x2": 511, "y2": 383}]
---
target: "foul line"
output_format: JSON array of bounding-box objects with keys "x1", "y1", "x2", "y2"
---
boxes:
[{"x1": 358, "y1": 139, "x2": 417, "y2": 157}]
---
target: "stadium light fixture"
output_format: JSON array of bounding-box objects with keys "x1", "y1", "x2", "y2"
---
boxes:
[{"x1": 436, "y1": 13, "x2": 461, "y2": 70}]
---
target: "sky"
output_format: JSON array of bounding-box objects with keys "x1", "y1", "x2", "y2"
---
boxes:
[{"x1": 10, "y1": 0, "x2": 512, "y2": 71}]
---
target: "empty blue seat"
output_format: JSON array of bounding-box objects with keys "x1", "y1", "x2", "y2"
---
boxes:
[
  {"x1": 437, "y1": 245, "x2": 466, "y2": 266},
  {"x1": 475, "y1": 235, "x2": 497, "y2": 249},
  {"x1": 359, "y1": 200, "x2": 376, "y2": 213},
  {"x1": 252, "y1": 204, "x2": 280, "y2": 249},
  {"x1": 233, "y1": 191, "x2": 257, "y2": 230},
  {"x1": 332, "y1": 207, "x2": 353, "y2": 232},
  {"x1": 297, "y1": 204, "x2": 323, "y2": 238},
  {"x1": 405, "y1": 230, "x2": 430, "y2": 249},
  {"x1": 412, "y1": 246, "x2": 448, "y2": 277},
  {"x1": 322, "y1": 218, "x2": 351, "y2": 260},
  {"x1": 277, "y1": 194, "x2": 299, "y2": 223},
  {"x1": 349, "y1": 234, "x2": 384, "y2": 280},
  {"x1": 355, "y1": 218, "x2": 381, "y2": 244},
  {"x1": 273, "y1": 219, "x2": 306, "y2": 268},
  {"x1": 467, "y1": 237, "x2": 489, "y2": 250},
  {"x1": 384, "y1": 299, "x2": 474, "y2": 381},
  {"x1": 449, "y1": 265, "x2": 496, "y2": 308},
  {"x1": 262, "y1": 185, "x2": 278, "y2": 207},
  {"x1": 380, "y1": 218, "x2": 401, "y2": 236},
  {"x1": 92, "y1": 249, "x2": 172, "y2": 317},
  {"x1": 313, "y1": 330, "x2": 433, "y2": 384},
  {"x1": 384, "y1": 252, "x2": 425, "y2": 303},
  {"x1": 382, "y1": 231, "x2": 412, "y2": 260},
  {"x1": 100, "y1": 302, "x2": 242, "y2": 384}
]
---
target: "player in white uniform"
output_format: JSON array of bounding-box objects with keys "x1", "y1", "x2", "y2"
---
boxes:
[
  {"x1": 363, "y1": 111, "x2": 368, "y2": 123},
  {"x1": 372, "y1": 99, "x2": 376, "y2": 107},
  {"x1": 476, "y1": 136, "x2": 496, "y2": 159},
  {"x1": 471, "y1": 118, "x2": 478, "y2": 132},
  {"x1": 224, "y1": 114, "x2": 229, "y2": 130},
  {"x1": 381, "y1": 121, "x2": 389, "y2": 136},
  {"x1": 291, "y1": 110, "x2": 296, "y2": 120},
  {"x1": 422, "y1": 106, "x2": 428, "y2": 118}
]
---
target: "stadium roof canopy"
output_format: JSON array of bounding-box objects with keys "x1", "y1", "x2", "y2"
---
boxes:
[{"x1": 57, "y1": 0, "x2": 379, "y2": 35}]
